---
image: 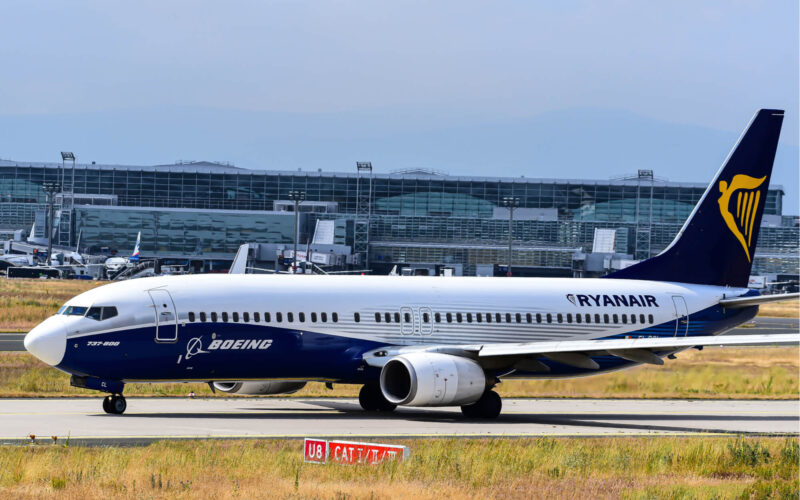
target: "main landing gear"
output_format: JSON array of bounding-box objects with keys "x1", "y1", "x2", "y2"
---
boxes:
[
  {"x1": 460, "y1": 390, "x2": 502, "y2": 419},
  {"x1": 358, "y1": 384, "x2": 397, "y2": 412},
  {"x1": 102, "y1": 394, "x2": 127, "y2": 415}
]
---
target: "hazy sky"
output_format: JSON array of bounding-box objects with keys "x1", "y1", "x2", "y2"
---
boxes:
[{"x1": 1, "y1": 1, "x2": 797, "y2": 208}]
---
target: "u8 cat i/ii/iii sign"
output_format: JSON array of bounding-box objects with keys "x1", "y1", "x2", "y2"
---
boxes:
[{"x1": 304, "y1": 438, "x2": 409, "y2": 465}]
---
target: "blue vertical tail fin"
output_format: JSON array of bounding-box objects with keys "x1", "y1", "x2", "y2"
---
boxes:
[{"x1": 606, "y1": 109, "x2": 784, "y2": 287}]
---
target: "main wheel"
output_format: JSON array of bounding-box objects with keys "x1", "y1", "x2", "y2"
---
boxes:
[
  {"x1": 358, "y1": 384, "x2": 397, "y2": 412},
  {"x1": 461, "y1": 390, "x2": 502, "y2": 419}
]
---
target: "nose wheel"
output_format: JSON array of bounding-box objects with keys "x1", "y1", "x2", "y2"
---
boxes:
[{"x1": 102, "y1": 394, "x2": 127, "y2": 415}]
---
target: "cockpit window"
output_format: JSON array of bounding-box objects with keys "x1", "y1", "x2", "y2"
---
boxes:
[
  {"x1": 101, "y1": 307, "x2": 118, "y2": 320},
  {"x1": 86, "y1": 307, "x2": 103, "y2": 320},
  {"x1": 64, "y1": 306, "x2": 88, "y2": 316},
  {"x1": 57, "y1": 306, "x2": 67, "y2": 315}
]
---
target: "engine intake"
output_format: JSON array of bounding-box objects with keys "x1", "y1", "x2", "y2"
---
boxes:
[
  {"x1": 379, "y1": 352, "x2": 486, "y2": 406},
  {"x1": 212, "y1": 381, "x2": 306, "y2": 395}
]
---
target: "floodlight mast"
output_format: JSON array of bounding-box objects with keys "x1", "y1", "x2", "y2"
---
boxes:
[
  {"x1": 288, "y1": 190, "x2": 306, "y2": 273},
  {"x1": 502, "y1": 196, "x2": 519, "y2": 277},
  {"x1": 41, "y1": 182, "x2": 60, "y2": 265}
]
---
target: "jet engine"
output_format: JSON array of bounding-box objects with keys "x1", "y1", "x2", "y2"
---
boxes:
[
  {"x1": 212, "y1": 381, "x2": 307, "y2": 395},
  {"x1": 379, "y1": 352, "x2": 486, "y2": 406}
]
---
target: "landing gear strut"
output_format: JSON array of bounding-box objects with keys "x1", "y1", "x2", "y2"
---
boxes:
[
  {"x1": 358, "y1": 384, "x2": 397, "y2": 412},
  {"x1": 102, "y1": 394, "x2": 127, "y2": 415},
  {"x1": 461, "y1": 390, "x2": 502, "y2": 419}
]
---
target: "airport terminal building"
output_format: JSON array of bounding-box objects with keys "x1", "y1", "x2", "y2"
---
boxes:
[{"x1": 1, "y1": 159, "x2": 797, "y2": 278}]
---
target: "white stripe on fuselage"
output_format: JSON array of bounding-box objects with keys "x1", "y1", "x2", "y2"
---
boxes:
[{"x1": 58, "y1": 275, "x2": 743, "y2": 345}]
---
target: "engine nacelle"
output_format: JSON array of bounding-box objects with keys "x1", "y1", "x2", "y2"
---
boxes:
[
  {"x1": 379, "y1": 352, "x2": 486, "y2": 406},
  {"x1": 212, "y1": 381, "x2": 307, "y2": 395}
]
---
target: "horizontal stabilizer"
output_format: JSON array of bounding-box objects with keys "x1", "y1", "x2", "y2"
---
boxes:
[{"x1": 719, "y1": 292, "x2": 799, "y2": 309}]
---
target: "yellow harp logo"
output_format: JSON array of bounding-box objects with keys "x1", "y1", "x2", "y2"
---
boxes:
[{"x1": 717, "y1": 174, "x2": 766, "y2": 262}]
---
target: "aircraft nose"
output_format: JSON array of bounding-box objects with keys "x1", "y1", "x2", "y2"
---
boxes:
[{"x1": 24, "y1": 317, "x2": 67, "y2": 366}]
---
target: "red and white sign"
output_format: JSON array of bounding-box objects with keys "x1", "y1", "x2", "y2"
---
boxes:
[
  {"x1": 303, "y1": 438, "x2": 409, "y2": 465},
  {"x1": 304, "y1": 438, "x2": 328, "y2": 464}
]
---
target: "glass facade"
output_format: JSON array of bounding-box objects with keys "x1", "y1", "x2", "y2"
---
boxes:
[{"x1": 0, "y1": 159, "x2": 796, "y2": 275}]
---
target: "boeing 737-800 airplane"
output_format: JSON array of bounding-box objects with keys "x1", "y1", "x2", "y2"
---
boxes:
[{"x1": 24, "y1": 109, "x2": 799, "y2": 418}]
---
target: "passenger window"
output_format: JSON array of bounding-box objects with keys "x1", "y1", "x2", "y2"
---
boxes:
[
  {"x1": 311, "y1": 312, "x2": 317, "y2": 322},
  {"x1": 232, "y1": 312, "x2": 239, "y2": 322},
  {"x1": 603, "y1": 314, "x2": 609, "y2": 324},
  {"x1": 585, "y1": 314, "x2": 591, "y2": 324},
  {"x1": 612, "y1": 314, "x2": 618, "y2": 324},
  {"x1": 630, "y1": 314, "x2": 636, "y2": 324},
  {"x1": 332, "y1": 312, "x2": 338, "y2": 323},
  {"x1": 321, "y1": 312, "x2": 327, "y2": 322},
  {"x1": 265, "y1": 312, "x2": 272, "y2": 322},
  {"x1": 466, "y1": 313, "x2": 473, "y2": 323},
  {"x1": 505, "y1": 313, "x2": 512, "y2": 323},
  {"x1": 222, "y1": 312, "x2": 229, "y2": 322},
  {"x1": 621, "y1": 314, "x2": 627, "y2": 324},
  {"x1": 188, "y1": 312, "x2": 196, "y2": 322},
  {"x1": 435, "y1": 312, "x2": 441, "y2": 323},
  {"x1": 287, "y1": 312, "x2": 294, "y2": 322},
  {"x1": 385, "y1": 312, "x2": 392, "y2": 323},
  {"x1": 536, "y1": 313, "x2": 542, "y2": 324},
  {"x1": 546, "y1": 313, "x2": 552, "y2": 324},
  {"x1": 557, "y1": 313, "x2": 563, "y2": 323},
  {"x1": 485, "y1": 313, "x2": 491, "y2": 323},
  {"x1": 496, "y1": 313, "x2": 502, "y2": 323},
  {"x1": 102, "y1": 307, "x2": 118, "y2": 320},
  {"x1": 456, "y1": 312, "x2": 463, "y2": 323},
  {"x1": 575, "y1": 314, "x2": 581, "y2": 324},
  {"x1": 404, "y1": 312, "x2": 411, "y2": 323},
  {"x1": 640, "y1": 314, "x2": 646, "y2": 324},
  {"x1": 423, "y1": 312, "x2": 429, "y2": 323},
  {"x1": 299, "y1": 312, "x2": 305, "y2": 322},
  {"x1": 276, "y1": 312, "x2": 282, "y2": 322},
  {"x1": 394, "y1": 312, "x2": 400, "y2": 323},
  {"x1": 446, "y1": 312, "x2": 453, "y2": 323},
  {"x1": 86, "y1": 307, "x2": 102, "y2": 321},
  {"x1": 375, "y1": 312, "x2": 381, "y2": 323},
  {"x1": 200, "y1": 312, "x2": 207, "y2": 322},
  {"x1": 648, "y1": 314, "x2": 654, "y2": 324},
  {"x1": 526, "y1": 313, "x2": 532, "y2": 323},
  {"x1": 254, "y1": 312, "x2": 260, "y2": 322},
  {"x1": 243, "y1": 312, "x2": 250, "y2": 322},
  {"x1": 595, "y1": 314, "x2": 601, "y2": 323},
  {"x1": 566, "y1": 313, "x2": 572, "y2": 324},
  {"x1": 354, "y1": 312, "x2": 360, "y2": 323},
  {"x1": 475, "y1": 313, "x2": 482, "y2": 323},
  {"x1": 516, "y1": 313, "x2": 522, "y2": 323},
  {"x1": 211, "y1": 312, "x2": 218, "y2": 322}
]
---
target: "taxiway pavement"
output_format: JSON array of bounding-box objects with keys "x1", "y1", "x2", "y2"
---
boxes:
[{"x1": 0, "y1": 398, "x2": 796, "y2": 445}]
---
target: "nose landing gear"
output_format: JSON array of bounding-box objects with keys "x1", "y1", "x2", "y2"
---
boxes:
[{"x1": 102, "y1": 394, "x2": 127, "y2": 415}]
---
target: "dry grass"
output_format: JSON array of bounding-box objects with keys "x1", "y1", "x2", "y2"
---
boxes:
[
  {"x1": 758, "y1": 299, "x2": 800, "y2": 318},
  {"x1": 0, "y1": 279, "x2": 102, "y2": 332},
  {"x1": 0, "y1": 437, "x2": 796, "y2": 499},
  {"x1": 1, "y1": 347, "x2": 796, "y2": 399},
  {"x1": 1, "y1": 279, "x2": 797, "y2": 333}
]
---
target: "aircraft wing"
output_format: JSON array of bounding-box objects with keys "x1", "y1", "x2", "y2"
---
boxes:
[
  {"x1": 363, "y1": 334, "x2": 799, "y2": 368},
  {"x1": 719, "y1": 292, "x2": 799, "y2": 308}
]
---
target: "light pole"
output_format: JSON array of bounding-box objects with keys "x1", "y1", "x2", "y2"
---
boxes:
[
  {"x1": 41, "y1": 182, "x2": 60, "y2": 266},
  {"x1": 502, "y1": 196, "x2": 519, "y2": 277},
  {"x1": 288, "y1": 190, "x2": 305, "y2": 273}
]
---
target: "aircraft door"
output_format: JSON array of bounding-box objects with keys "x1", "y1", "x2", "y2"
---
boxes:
[
  {"x1": 148, "y1": 289, "x2": 178, "y2": 342},
  {"x1": 400, "y1": 307, "x2": 414, "y2": 336},
  {"x1": 671, "y1": 295, "x2": 689, "y2": 337},
  {"x1": 420, "y1": 307, "x2": 433, "y2": 336}
]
